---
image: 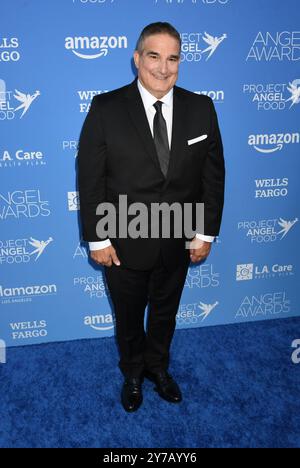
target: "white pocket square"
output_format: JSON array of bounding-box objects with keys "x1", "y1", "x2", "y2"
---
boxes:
[{"x1": 187, "y1": 134, "x2": 208, "y2": 145}]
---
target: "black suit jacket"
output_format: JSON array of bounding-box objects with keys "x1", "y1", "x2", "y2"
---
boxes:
[{"x1": 78, "y1": 79, "x2": 225, "y2": 270}]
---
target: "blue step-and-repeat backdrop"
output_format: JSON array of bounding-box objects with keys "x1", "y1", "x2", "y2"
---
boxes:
[{"x1": 0, "y1": 0, "x2": 299, "y2": 347}]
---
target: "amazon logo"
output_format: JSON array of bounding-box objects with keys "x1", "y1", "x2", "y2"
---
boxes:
[
  {"x1": 248, "y1": 132, "x2": 300, "y2": 153},
  {"x1": 65, "y1": 35, "x2": 128, "y2": 60}
]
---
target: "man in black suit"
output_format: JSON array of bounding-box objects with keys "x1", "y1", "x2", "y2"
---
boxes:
[{"x1": 78, "y1": 22, "x2": 225, "y2": 412}]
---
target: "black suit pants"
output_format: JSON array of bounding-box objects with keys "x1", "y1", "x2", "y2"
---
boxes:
[{"x1": 104, "y1": 247, "x2": 190, "y2": 378}]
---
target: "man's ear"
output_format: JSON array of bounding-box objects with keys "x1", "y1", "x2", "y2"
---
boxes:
[{"x1": 133, "y1": 50, "x2": 140, "y2": 69}]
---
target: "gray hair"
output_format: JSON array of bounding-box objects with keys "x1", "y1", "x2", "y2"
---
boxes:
[{"x1": 136, "y1": 22, "x2": 181, "y2": 54}]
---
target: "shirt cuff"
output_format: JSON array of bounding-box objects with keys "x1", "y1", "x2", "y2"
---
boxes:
[
  {"x1": 195, "y1": 233, "x2": 215, "y2": 243},
  {"x1": 89, "y1": 239, "x2": 112, "y2": 251}
]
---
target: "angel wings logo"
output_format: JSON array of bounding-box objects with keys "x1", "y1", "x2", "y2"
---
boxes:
[
  {"x1": 277, "y1": 217, "x2": 298, "y2": 239},
  {"x1": 28, "y1": 237, "x2": 53, "y2": 261},
  {"x1": 286, "y1": 79, "x2": 300, "y2": 109},
  {"x1": 180, "y1": 31, "x2": 227, "y2": 62},
  {"x1": 13, "y1": 89, "x2": 40, "y2": 118},
  {"x1": 197, "y1": 301, "x2": 219, "y2": 321},
  {"x1": 0, "y1": 237, "x2": 53, "y2": 264},
  {"x1": 201, "y1": 32, "x2": 227, "y2": 60},
  {"x1": 0, "y1": 79, "x2": 40, "y2": 120}
]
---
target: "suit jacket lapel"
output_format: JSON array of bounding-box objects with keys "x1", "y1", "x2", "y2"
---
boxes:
[
  {"x1": 124, "y1": 80, "x2": 188, "y2": 185},
  {"x1": 124, "y1": 79, "x2": 164, "y2": 176},
  {"x1": 164, "y1": 86, "x2": 188, "y2": 187}
]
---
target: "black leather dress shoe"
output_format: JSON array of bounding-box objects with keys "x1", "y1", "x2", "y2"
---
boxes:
[
  {"x1": 121, "y1": 377, "x2": 143, "y2": 412},
  {"x1": 144, "y1": 370, "x2": 182, "y2": 403}
]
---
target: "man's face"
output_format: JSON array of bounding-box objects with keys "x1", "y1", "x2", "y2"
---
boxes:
[{"x1": 134, "y1": 33, "x2": 180, "y2": 99}]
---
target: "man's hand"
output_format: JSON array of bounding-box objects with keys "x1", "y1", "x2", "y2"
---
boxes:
[
  {"x1": 189, "y1": 237, "x2": 212, "y2": 263},
  {"x1": 90, "y1": 246, "x2": 121, "y2": 267}
]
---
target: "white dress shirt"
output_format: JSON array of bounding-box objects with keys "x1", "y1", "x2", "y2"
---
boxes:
[{"x1": 89, "y1": 80, "x2": 214, "y2": 251}]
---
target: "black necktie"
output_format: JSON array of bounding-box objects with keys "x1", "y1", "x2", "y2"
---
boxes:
[{"x1": 153, "y1": 100, "x2": 170, "y2": 178}]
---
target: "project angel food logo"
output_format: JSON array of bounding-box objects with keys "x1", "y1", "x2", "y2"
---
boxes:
[
  {"x1": 243, "y1": 79, "x2": 300, "y2": 111},
  {"x1": 177, "y1": 300, "x2": 219, "y2": 325},
  {"x1": 248, "y1": 132, "x2": 299, "y2": 154},
  {"x1": 65, "y1": 35, "x2": 128, "y2": 60},
  {"x1": 238, "y1": 217, "x2": 298, "y2": 243},
  {"x1": 0, "y1": 237, "x2": 53, "y2": 265},
  {"x1": 0, "y1": 79, "x2": 40, "y2": 120},
  {"x1": 180, "y1": 31, "x2": 227, "y2": 62},
  {"x1": 236, "y1": 262, "x2": 294, "y2": 281},
  {"x1": 246, "y1": 31, "x2": 300, "y2": 62},
  {"x1": 73, "y1": 274, "x2": 109, "y2": 299},
  {"x1": 84, "y1": 313, "x2": 115, "y2": 331},
  {"x1": 235, "y1": 292, "x2": 291, "y2": 320}
]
